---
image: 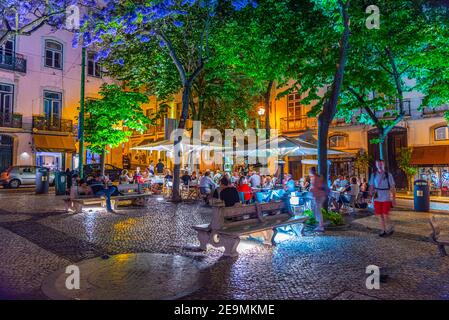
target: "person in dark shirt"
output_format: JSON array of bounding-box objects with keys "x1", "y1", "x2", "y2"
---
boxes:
[
  {"x1": 181, "y1": 171, "x2": 191, "y2": 186},
  {"x1": 88, "y1": 174, "x2": 118, "y2": 213},
  {"x1": 65, "y1": 168, "x2": 72, "y2": 193},
  {"x1": 156, "y1": 159, "x2": 165, "y2": 175},
  {"x1": 219, "y1": 176, "x2": 240, "y2": 207}
]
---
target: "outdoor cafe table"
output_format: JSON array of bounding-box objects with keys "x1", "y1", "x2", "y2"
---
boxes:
[{"x1": 252, "y1": 188, "x2": 314, "y2": 211}]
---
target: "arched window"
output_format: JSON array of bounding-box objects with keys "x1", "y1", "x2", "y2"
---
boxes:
[
  {"x1": 44, "y1": 40, "x2": 63, "y2": 69},
  {"x1": 329, "y1": 134, "x2": 347, "y2": 148},
  {"x1": 434, "y1": 126, "x2": 449, "y2": 141}
]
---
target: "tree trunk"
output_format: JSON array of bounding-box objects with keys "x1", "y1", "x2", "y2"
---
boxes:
[
  {"x1": 317, "y1": 0, "x2": 350, "y2": 180},
  {"x1": 317, "y1": 116, "x2": 330, "y2": 178},
  {"x1": 265, "y1": 80, "x2": 274, "y2": 138},
  {"x1": 171, "y1": 83, "x2": 191, "y2": 202}
]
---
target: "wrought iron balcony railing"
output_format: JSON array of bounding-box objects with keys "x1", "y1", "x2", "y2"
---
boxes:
[
  {"x1": 32, "y1": 116, "x2": 73, "y2": 133},
  {"x1": 280, "y1": 116, "x2": 318, "y2": 133},
  {"x1": 374, "y1": 99, "x2": 412, "y2": 119},
  {"x1": 422, "y1": 104, "x2": 449, "y2": 117},
  {"x1": 0, "y1": 53, "x2": 27, "y2": 73},
  {"x1": 0, "y1": 113, "x2": 22, "y2": 128}
]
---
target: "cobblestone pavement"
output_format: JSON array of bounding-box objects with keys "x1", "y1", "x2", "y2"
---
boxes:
[{"x1": 0, "y1": 191, "x2": 449, "y2": 300}]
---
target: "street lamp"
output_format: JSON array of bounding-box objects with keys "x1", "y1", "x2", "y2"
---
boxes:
[{"x1": 258, "y1": 107, "x2": 265, "y2": 117}]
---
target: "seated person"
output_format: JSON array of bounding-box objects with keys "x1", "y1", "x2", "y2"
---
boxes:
[
  {"x1": 190, "y1": 171, "x2": 199, "y2": 186},
  {"x1": 164, "y1": 169, "x2": 173, "y2": 181},
  {"x1": 199, "y1": 171, "x2": 217, "y2": 205},
  {"x1": 237, "y1": 176, "x2": 252, "y2": 203},
  {"x1": 119, "y1": 170, "x2": 132, "y2": 184},
  {"x1": 141, "y1": 169, "x2": 151, "y2": 183},
  {"x1": 263, "y1": 176, "x2": 274, "y2": 189},
  {"x1": 181, "y1": 171, "x2": 191, "y2": 186},
  {"x1": 88, "y1": 174, "x2": 119, "y2": 213},
  {"x1": 77, "y1": 178, "x2": 93, "y2": 196},
  {"x1": 302, "y1": 177, "x2": 311, "y2": 192},
  {"x1": 284, "y1": 174, "x2": 296, "y2": 193},
  {"x1": 219, "y1": 177, "x2": 240, "y2": 207},
  {"x1": 359, "y1": 177, "x2": 369, "y2": 199},
  {"x1": 337, "y1": 177, "x2": 357, "y2": 210}
]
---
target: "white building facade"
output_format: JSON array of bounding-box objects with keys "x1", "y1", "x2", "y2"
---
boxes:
[{"x1": 0, "y1": 25, "x2": 116, "y2": 174}]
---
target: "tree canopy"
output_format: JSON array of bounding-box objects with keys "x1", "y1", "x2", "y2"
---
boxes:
[{"x1": 84, "y1": 84, "x2": 150, "y2": 156}]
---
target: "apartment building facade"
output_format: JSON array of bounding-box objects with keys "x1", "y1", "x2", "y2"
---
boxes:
[
  {"x1": 267, "y1": 82, "x2": 449, "y2": 193},
  {"x1": 0, "y1": 24, "x2": 131, "y2": 174}
]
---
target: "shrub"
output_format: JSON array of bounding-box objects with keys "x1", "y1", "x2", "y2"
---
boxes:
[
  {"x1": 321, "y1": 208, "x2": 345, "y2": 226},
  {"x1": 303, "y1": 209, "x2": 317, "y2": 226}
]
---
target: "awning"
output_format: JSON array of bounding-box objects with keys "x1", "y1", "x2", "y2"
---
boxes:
[
  {"x1": 410, "y1": 145, "x2": 449, "y2": 165},
  {"x1": 33, "y1": 134, "x2": 76, "y2": 153}
]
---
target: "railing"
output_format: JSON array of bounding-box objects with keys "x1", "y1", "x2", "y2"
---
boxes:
[
  {"x1": 374, "y1": 99, "x2": 412, "y2": 119},
  {"x1": 280, "y1": 116, "x2": 318, "y2": 133},
  {"x1": 145, "y1": 123, "x2": 164, "y2": 136},
  {"x1": 0, "y1": 113, "x2": 22, "y2": 128},
  {"x1": 422, "y1": 104, "x2": 449, "y2": 117},
  {"x1": 0, "y1": 53, "x2": 27, "y2": 73},
  {"x1": 32, "y1": 115, "x2": 73, "y2": 133}
]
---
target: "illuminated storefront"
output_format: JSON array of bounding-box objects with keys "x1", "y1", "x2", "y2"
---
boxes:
[{"x1": 411, "y1": 145, "x2": 449, "y2": 196}]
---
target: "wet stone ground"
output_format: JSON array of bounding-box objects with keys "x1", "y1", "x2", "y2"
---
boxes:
[{"x1": 0, "y1": 191, "x2": 449, "y2": 300}]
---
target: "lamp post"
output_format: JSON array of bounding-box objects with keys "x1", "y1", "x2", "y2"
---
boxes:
[{"x1": 256, "y1": 107, "x2": 265, "y2": 171}]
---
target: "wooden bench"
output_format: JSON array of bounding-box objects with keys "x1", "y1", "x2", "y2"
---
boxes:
[
  {"x1": 64, "y1": 184, "x2": 152, "y2": 213},
  {"x1": 193, "y1": 201, "x2": 308, "y2": 257},
  {"x1": 429, "y1": 216, "x2": 449, "y2": 257}
]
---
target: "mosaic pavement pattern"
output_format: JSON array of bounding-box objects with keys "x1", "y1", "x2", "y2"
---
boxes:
[{"x1": 0, "y1": 192, "x2": 449, "y2": 300}]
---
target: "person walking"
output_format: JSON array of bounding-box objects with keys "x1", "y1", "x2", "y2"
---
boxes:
[
  {"x1": 309, "y1": 167, "x2": 328, "y2": 233},
  {"x1": 369, "y1": 160, "x2": 396, "y2": 237}
]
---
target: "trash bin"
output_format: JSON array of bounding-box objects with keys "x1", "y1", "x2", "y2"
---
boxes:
[
  {"x1": 414, "y1": 180, "x2": 430, "y2": 212},
  {"x1": 35, "y1": 168, "x2": 49, "y2": 194},
  {"x1": 55, "y1": 171, "x2": 67, "y2": 195}
]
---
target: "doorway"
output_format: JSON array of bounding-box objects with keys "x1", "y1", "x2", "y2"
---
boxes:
[
  {"x1": 0, "y1": 135, "x2": 13, "y2": 172},
  {"x1": 368, "y1": 127, "x2": 408, "y2": 189}
]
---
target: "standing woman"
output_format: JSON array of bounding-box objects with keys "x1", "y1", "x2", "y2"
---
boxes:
[{"x1": 309, "y1": 167, "x2": 329, "y2": 233}]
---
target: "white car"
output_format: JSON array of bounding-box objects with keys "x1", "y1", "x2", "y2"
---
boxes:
[{"x1": 0, "y1": 166, "x2": 55, "y2": 188}]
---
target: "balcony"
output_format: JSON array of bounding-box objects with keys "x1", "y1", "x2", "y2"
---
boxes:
[
  {"x1": 32, "y1": 116, "x2": 73, "y2": 133},
  {"x1": 280, "y1": 116, "x2": 318, "y2": 133},
  {"x1": 0, "y1": 113, "x2": 22, "y2": 128},
  {"x1": 374, "y1": 99, "x2": 412, "y2": 119},
  {"x1": 0, "y1": 53, "x2": 27, "y2": 73},
  {"x1": 422, "y1": 104, "x2": 449, "y2": 117}
]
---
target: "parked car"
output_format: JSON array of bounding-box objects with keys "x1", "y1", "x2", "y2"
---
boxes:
[
  {"x1": 0, "y1": 166, "x2": 55, "y2": 188},
  {"x1": 83, "y1": 164, "x2": 123, "y2": 181}
]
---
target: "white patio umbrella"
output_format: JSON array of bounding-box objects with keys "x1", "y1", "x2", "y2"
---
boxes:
[{"x1": 232, "y1": 135, "x2": 346, "y2": 157}]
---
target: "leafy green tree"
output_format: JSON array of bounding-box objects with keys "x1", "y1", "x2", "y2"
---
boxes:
[
  {"x1": 212, "y1": 0, "x2": 300, "y2": 136},
  {"x1": 285, "y1": 0, "x2": 350, "y2": 181},
  {"x1": 339, "y1": 0, "x2": 447, "y2": 165},
  {"x1": 84, "y1": 84, "x2": 150, "y2": 174},
  {"x1": 79, "y1": 0, "x2": 256, "y2": 202},
  {"x1": 398, "y1": 147, "x2": 418, "y2": 192}
]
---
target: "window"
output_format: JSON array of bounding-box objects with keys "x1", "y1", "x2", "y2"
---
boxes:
[
  {"x1": 329, "y1": 135, "x2": 347, "y2": 148},
  {"x1": 435, "y1": 126, "x2": 449, "y2": 141},
  {"x1": 0, "y1": 83, "x2": 14, "y2": 124},
  {"x1": 43, "y1": 91, "x2": 62, "y2": 126},
  {"x1": 87, "y1": 52, "x2": 102, "y2": 77},
  {"x1": 0, "y1": 39, "x2": 15, "y2": 65},
  {"x1": 44, "y1": 40, "x2": 63, "y2": 69},
  {"x1": 287, "y1": 92, "x2": 302, "y2": 120}
]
